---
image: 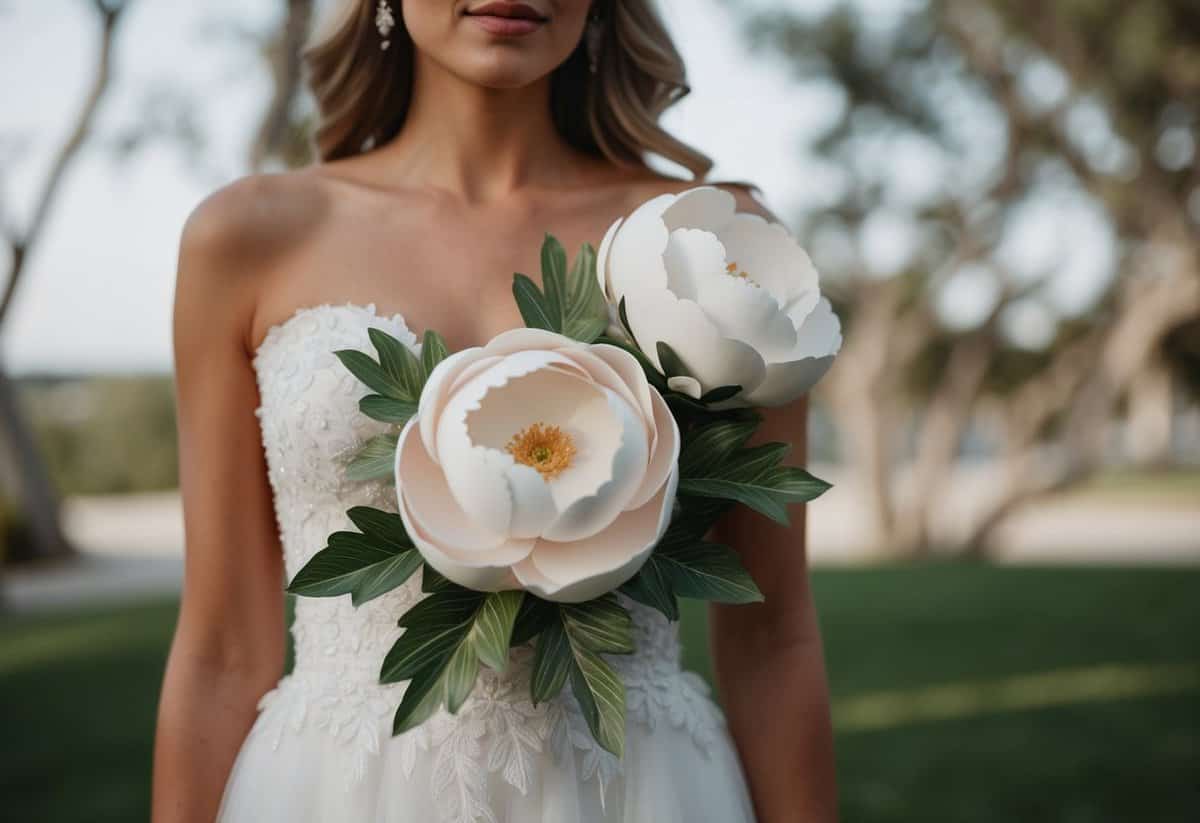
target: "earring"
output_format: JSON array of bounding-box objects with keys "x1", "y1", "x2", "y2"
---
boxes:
[
  {"x1": 376, "y1": 1, "x2": 395, "y2": 51},
  {"x1": 585, "y1": 13, "x2": 604, "y2": 74}
]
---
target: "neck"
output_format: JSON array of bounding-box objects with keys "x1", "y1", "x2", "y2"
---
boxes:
[{"x1": 380, "y1": 55, "x2": 582, "y2": 202}]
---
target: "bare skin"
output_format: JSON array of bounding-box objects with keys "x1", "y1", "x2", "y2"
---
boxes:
[{"x1": 153, "y1": 4, "x2": 836, "y2": 821}]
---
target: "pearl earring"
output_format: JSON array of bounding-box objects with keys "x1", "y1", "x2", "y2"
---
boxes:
[{"x1": 376, "y1": 1, "x2": 395, "y2": 51}]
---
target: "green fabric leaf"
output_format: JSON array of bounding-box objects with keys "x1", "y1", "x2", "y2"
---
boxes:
[
  {"x1": 561, "y1": 595, "x2": 635, "y2": 654},
  {"x1": 699, "y1": 384, "x2": 742, "y2": 404},
  {"x1": 510, "y1": 595, "x2": 557, "y2": 646},
  {"x1": 391, "y1": 661, "x2": 444, "y2": 735},
  {"x1": 540, "y1": 234, "x2": 568, "y2": 331},
  {"x1": 512, "y1": 273, "x2": 556, "y2": 332},
  {"x1": 722, "y1": 442, "x2": 792, "y2": 482},
  {"x1": 657, "y1": 541, "x2": 763, "y2": 603},
  {"x1": 568, "y1": 644, "x2": 626, "y2": 758},
  {"x1": 420, "y1": 329, "x2": 450, "y2": 378},
  {"x1": 346, "y1": 506, "x2": 410, "y2": 548},
  {"x1": 286, "y1": 531, "x2": 410, "y2": 600},
  {"x1": 562, "y1": 242, "x2": 608, "y2": 343},
  {"x1": 380, "y1": 618, "x2": 473, "y2": 684},
  {"x1": 678, "y1": 476, "x2": 792, "y2": 524},
  {"x1": 618, "y1": 558, "x2": 679, "y2": 621},
  {"x1": 595, "y1": 334, "x2": 667, "y2": 392},
  {"x1": 334, "y1": 349, "x2": 408, "y2": 399},
  {"x1": 442, "y1": 640, "x2": 481, "y2": 714},
  {"x1": 679, "y1": 419, "x2": 759, "y2": 478},
  {"x1": 529, "y1": 606, "x2": 630, "y2": 756},
  {"x1": 470, "y1": 591, "x2": 524, "y2": 672},
  {"x1": 358, "y1": 394, "x2": 417, "y2": 423},
  {"x1": 530, "y1": 617, "x2": 571, "y2": 705},
  {"x1": 350, "y1": 551, "x2": 424, "y2": 606},
  {"x1": 345, "y1": 434, "x2": 399, "y2": 482},
  {"x1": 421, "y1": 564, "x2": 464, "y2": 594},
  {"x1": 765, "y1": 465, "x2": 833, "y2": 501},
  {"x1": 617, "y1": 297, "x2": 639, "y2": 349},
  {"x1": 368, "y1": 327, "x2": 423, "y2": 401},
  {"x1": 397, "y1": 589, "x2": 485, "y2": 630},
  {"x1": 656, "y1": 341, "x2": 691, "y2": 380}
]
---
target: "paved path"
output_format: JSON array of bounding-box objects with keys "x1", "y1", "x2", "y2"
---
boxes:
[{"x1": 4, "y1": 472, "x2": 1197, "y2": 612}]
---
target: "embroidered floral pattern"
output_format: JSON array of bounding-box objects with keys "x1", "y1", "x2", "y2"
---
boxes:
[{"x1": 250, "y1": 304, "x2": 726, "y2": 823}]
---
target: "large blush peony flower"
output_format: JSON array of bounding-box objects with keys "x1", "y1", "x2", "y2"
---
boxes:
[
  {"x1": 394, "y1": 328, "x2": 680, "y2": 603},
  {"x1": 597, "y1": 186, "x2": 843, "y2": 407}
]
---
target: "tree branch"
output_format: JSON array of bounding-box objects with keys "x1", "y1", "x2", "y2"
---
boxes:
[{"x1": 0, "y1": 0, "x2": 131, "y2": 325}]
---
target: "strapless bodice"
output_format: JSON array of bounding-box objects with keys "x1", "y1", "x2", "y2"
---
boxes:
[{"x1": 246, "y1": 303, "x2": 725, "y2": 815}]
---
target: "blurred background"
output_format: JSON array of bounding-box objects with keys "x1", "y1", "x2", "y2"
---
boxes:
[{"x1": 2, "y1": 0, "x2": 1198, "y2": 820}]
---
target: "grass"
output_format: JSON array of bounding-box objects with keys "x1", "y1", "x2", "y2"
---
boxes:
[{"x1": 2, "y1": 565, "x2": 1198, "y2": 822}]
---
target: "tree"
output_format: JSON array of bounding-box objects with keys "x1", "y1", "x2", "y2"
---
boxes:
[
  {"x1": 0, "y1": 0, "x2": 313, "y2": 567},
  {"x1": 0, "y1": 0, "x2": 136, "y2": 561},
  {"x1": 735, "y1": 0, "x2": 1200, "y2": 555}
]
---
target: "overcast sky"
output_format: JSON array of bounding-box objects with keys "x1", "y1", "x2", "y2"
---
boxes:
[{"x1": 0, "y1": 0, "x2": 1109, "y2": 374}]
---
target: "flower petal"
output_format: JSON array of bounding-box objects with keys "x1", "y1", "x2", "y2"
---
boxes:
[
  {"x1": 542, "y1": 385, "x2": 650, "y2": 542},
  {"x1": 605, "y1": 193, "x2": 676, "y2": 303},
  {"x1": 435, "y1": 357, "x2": 553, "y2": 534},
  {"x1": 621, "y1": 286, "x2": 767, "y2": 397},
  {"x1": 462, "y1": 362, "x2": 622, "y2": 513},
  {"x1": 667, "y1": 375, "x2": 702, "y2": 398},
  {"x1": 789, "y1": 296, "x2": 843, "y2": 360},
  {"x1": 396, "y1": 420, "x2": 533, "y2": 567},
  {"x1": 484, "y1": 326, "x2": 584, "y2": 357},
  {"x1": 514, "y1": 469, "x2": 677, "y2": 603},
  {"x1": 661, "y1": 186, "x2": 737, "y2": 235},
  {"x1": 737, "y1": 355, "x2": 837, "y2": 408},
  {"x1": 628, "y1": 388, "x2": 680, "y2": 509},
  {"x1": 662, "y1": 227, "x2": 727, "y2": 303},
  {"x1": 695, "y1": 268, "x2": 798, "y2": 362},
  {"x1": 557, "y1": 344, "x2": 654, "y2": 444},
  {"x1": 597, "y1": 216, "x2": 623, "y2": 298},
  {"x1": 716, "y1": 213, "x2": 819, "y2": 307},
  {"x1": 505, "y1": 462, "x2": 558, "y2": 539},
  {"x1": 418, "y1": 346, "x2": 487, "y2": 460}
]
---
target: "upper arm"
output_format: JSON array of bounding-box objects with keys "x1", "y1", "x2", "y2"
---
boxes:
[
  {"x1": 170, "y1": 180, "x2": 291, "y2": 671},
  {"x1": 707, "y1": 180, "x2": 816, "y2": 627},
  {"x1": 712, "y1": 397, "x2": 813, "y2": 619}
]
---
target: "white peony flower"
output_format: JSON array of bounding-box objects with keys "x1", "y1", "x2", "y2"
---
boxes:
[
  {"x1": 597, "y1": 186, "x2": 842, "y2": 407},
  {"x1": 394, "y1": 328, "x2": 680, "y2": 603}
]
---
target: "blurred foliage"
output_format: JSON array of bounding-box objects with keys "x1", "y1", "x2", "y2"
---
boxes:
[
  {"x1": 729, "y1": 0, "x2": 1200, "y2": 554},
  {"x1": 20, "y1": 377, "x2": 178, "y2": 496}
]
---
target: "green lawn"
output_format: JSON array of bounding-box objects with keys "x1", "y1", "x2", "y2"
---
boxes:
[{"x1": 2, "y1": 565, "x2": 1197, "y2": 822}]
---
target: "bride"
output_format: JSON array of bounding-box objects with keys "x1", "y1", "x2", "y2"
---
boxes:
[{"x1": 152, "y1": 1, "x2": 836, "y2": 821}]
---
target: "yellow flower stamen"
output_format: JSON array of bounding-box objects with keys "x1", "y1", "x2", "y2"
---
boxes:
[
  {"x1": 505, "y1": 422, "x2": 576, "y2": 481},
  {"x1": 725, "y1": 260, "x2": 758, "y2": 286}
]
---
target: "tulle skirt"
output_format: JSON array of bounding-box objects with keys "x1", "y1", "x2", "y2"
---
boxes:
[{"x1": 217, "y1": 671, "x2": 757, "y2": 823}]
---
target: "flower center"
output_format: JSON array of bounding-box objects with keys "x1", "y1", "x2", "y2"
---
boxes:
[
  {"x1": 726, "y1": 261, "x2": 759, "y2": 286},
  {"x1": 505, "y1": 422, "x2": 577, "y2": 481}
]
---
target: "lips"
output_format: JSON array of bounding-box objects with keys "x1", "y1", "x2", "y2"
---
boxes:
[{"x1": 464, "y1": 1, "x2": 548, "y2": 36}]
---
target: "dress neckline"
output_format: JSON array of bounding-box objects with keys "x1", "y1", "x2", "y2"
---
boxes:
[{"x1": 252, "y1": 302, "x2": 413, "y2": 363}]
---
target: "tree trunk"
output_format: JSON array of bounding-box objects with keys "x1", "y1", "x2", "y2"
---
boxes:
[{"x1": 0, "y1": 366, "x2": 71, "y2": 561}]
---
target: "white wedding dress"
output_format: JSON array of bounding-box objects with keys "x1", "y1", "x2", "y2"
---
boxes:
[{"x1": 217, "y1": 302, "x2": 758, "y2": 823}]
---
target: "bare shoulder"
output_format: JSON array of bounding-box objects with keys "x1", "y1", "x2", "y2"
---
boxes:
[
  {"x1": 175, "y1": 170, "x2": 333, "y2": 351},
  {"x1": 180, "y1": 170, "x2": 331, "y2": 273},
  {"x1": 611, "y1": 172, "x2": 779, "y2": 222}
]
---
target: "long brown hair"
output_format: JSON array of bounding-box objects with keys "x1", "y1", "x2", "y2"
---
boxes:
[{"x1": 304, "y1": 0, "x2": 713, "y2": 178}]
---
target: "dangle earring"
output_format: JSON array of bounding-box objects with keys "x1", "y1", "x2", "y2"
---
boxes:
[
  {"x1": 585, "y1": 10, "x2": 605, "y2": 74},
  {"x1": 376, "y1": 1, "x2": 395, "y2": 51}
]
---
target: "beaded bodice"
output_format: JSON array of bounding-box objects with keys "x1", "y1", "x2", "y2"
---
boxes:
[{"x1": 248, "y1": 303, "x2": 724, "y2": 818}]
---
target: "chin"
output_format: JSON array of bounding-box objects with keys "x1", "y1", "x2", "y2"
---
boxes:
[{"x1": 458, "y1": 50, "x2": 555, "y2": 89}]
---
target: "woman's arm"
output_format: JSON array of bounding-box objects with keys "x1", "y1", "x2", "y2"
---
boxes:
[
  {"x1": 152, "y1": 188, "x2": 288, "y2": 822},
  {"x1": 710, "y1": 397, "x2": 838, "y2": 823}
]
